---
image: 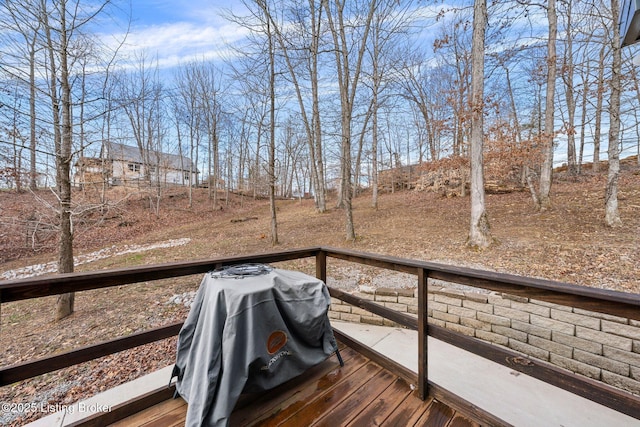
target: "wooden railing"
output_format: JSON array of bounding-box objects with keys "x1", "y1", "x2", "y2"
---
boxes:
[
  {"x1": 1, "y1": 246, "x2": 640, "y2": 423},
  {"x1": 318, "y1": 247, "x2": 640, "y2": 421}
]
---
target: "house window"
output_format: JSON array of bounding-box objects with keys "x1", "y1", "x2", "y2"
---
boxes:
[
  {"x1": 148, "y1": 166, "x2": 157, "y2": 174},
  {"x1": 128, "y1": 163, "x2": 140, "y2": 173},
  {"x1": 184, "y1": 172, "x2": 190, "y2": 181}
]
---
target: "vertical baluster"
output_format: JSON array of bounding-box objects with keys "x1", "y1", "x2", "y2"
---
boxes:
[
  {"x1": 316, "y1": 250, "x2": 327, "y2": 283},
  {"x1": 418, "y1": 267, "x2": 429, "y2": 400}
]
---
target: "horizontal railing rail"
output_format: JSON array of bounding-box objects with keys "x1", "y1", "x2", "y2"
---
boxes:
[
  {"x1": 320, "y1": 247, "x2": 640, "y2": 321},
  {"x1": 1, "y1": 246, "x2": 639, "y2": 422},
  {"x1": 0, "y1": 322, "x2": 184, "y2": 385},
  {"x1": 0, "y1": 248, "x2": 321, "y2": 387},
  {"x1": 0, "y1": 247, "x2": 319, "y2": 303}
]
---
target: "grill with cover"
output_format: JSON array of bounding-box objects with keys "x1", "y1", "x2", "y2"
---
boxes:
[{"x1": 171, "y1": 264, "x2": 340, "y2": 427}]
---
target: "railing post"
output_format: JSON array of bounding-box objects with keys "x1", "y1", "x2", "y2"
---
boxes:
[
  {"x1": 417, "y1": 267, "x2": 429, "y2": 400},
  {"x1": 316, "y1": 249, "x2": 327, "y2": 284}
]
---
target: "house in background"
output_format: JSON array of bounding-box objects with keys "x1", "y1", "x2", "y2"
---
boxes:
[{"x1": 74, "y1": 142, "x2": 198, "y2": 188}]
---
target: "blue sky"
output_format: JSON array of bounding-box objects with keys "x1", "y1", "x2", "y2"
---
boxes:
[
  {"x1": 129, "y1": 0, "x2": 239, "y2": 27},
  {"x1": 106, "y1": 1, "x2": 467, "y2": 71},
  {"x1": 104, "y1": 0, "x2": 249, "y2": 69}
]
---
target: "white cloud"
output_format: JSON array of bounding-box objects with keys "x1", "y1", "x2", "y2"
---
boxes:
[
  {"x1": 130, "y1": 21, "x2": 246, "y2": 58},
  {"x1": 99, "y1": 3, "x2": 250, "y2": 70}
]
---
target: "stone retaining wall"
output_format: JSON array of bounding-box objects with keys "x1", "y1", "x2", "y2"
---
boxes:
[{"x1": 328, "y1": 286, "x2": 640, "y2": 396}]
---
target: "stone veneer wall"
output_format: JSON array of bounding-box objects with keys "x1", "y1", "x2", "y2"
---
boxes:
[{"x1": 328, "y1": 286, "x2": 640, "y2": 396}]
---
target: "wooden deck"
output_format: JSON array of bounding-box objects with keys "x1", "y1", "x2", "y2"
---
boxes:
[{"x1": 110, "y1": 345, "x2": 479, "y2": 427}]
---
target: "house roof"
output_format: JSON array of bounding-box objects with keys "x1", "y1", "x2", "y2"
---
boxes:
[{"x1": 103, "y1": 142, "x2": 198, "y2": 173}]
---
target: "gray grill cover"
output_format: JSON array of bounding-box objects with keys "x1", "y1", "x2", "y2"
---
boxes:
[{"x1": 171, "y1": 268, "x2": 338, "y2": 427}]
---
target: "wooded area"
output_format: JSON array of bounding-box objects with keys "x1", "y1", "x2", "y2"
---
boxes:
[{"x1": 1, "y1": 1, "x2": 639, "y2": 317}]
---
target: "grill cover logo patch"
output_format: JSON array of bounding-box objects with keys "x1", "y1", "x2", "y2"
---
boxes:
[{"x1": 267, "y1": 330, "x2": 287, "y2": 354}]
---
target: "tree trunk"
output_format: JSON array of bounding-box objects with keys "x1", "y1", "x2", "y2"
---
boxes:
[
  {"x1": 562, "y1": 1, "x2": 577, "y2": 175},
  {"x1": 579, "y1": 57, "x2": 591, "y2": 174},
  {"x1": 41, "y1": 0, "x2": 75, "y2": 320},
  {"x1": 538, "y1": 0, "x2": 557, "y2": 210},
  {"x1": 467, "y1": 0, "x2": 491, "y2": 249},
  {"x1": 353, "y1": 99, "x2": 374, "y2": 198},
  {"x1": 213, "y1": 127, "x2": 220, "y2": 211},
  {"x1": 339, "y1": 106, "x2": 355, "y2": 240},
  {"x1": 370, "y1": 19, "x2": 381, "y2": 210},
  {"x1": 372, "y1": 97, "x2": 379, "y2": 210},
  {"x1": 605, "y1": 0, "x2": 622, "y2": 227},
  {"x1": 630, "y1": 59, "x2": 640, "y2": 167},
  {"x1": 267, "y1": 13, "x2": 278, "y2": 245},
  {"x1": 59, "y1": 0, "x2": 75, "y2": 272},
  {"x1": 309, "y1": 0, "x2": 327, "y2": 213},
  {"x1": 29, "y1": 32, "x2": 38, "y2": 191},
  {"x1": 593, "y1": 43, "x2": 606, "y2": 172}
]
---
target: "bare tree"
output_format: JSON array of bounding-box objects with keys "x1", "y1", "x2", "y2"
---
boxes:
[
  {"x1": 467, "y1": 0, "x2": 491, "y2": 249},
  {"x1": 559, "y1": 0, "x2": 578, "y2": 175},
  {"x1": 1, "y1": 82, "x2": 27, "y2": 192},
  {"x1": 265, "y1": 6, "x2": 279, "y2": 245},
  {"x1": 36, "y1": 0, "x2": 114, "y2": 319},
  {"x1": 578, "y1": 48, "x2": 592, "y2": 173},
  {"x1": 116, "y1": 53, "x2": 166, "y2": 215},
  {"x1": 592, "y1": 41, "x2": 608, "y2": 172},
  {"x1": 224, "y1": 1, "x2": 282, "y2": 243},
  {"x1": 0, "y1": 1, "x2": 41, "y2": 191},
  {"x1": 35, "y1": 0, "x2": 118, "y2": 319},
  {"x1": 322, "y1": 0, "x2": 378, "y2": 241},
  {"x1": 398, "y1": 58, "x2": 450, "y2": 163},
  {"x1": 192, "y1": 62, "x2": 223, "y2": 210},
  {"x1": 229, "y1": 63, "x2": 270, "y2": 200},
  {"x1": 174, "y1": 62, "x2": 207, "y2": 207},
  {"x1": 169, "y1": 88, "x2": 189, "y2": 205},
  {"x1": 254, "y1": 0, "x2": 328, "y2": 212},
  {"x1": 364, "y1": 0, "x2": 415, "y2": 209},
  {"x1": 538, "y1": 0, "x2": 558, "y2": 210},
  {"x1": 38, "y1": 0, "x2": 75, "y2": 319},
  {"x1": 432, "y1": 11, "x2": 473, "y2": 157},
  {"x1": 605, "y1": 0, "x2": 622, "y2": 226}
]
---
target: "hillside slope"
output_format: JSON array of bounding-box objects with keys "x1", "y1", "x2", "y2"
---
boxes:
[
  {"x1": 1, "y1": 166, "x2": 639, "y2": 425},
  {"x1": 1, "y1": 166, "x2": 639, "y2": 291}
]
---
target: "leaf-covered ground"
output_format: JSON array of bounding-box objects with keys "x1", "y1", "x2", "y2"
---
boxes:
[{"x1": 1, "y1": 162, "x2": 639, "y2": 425}]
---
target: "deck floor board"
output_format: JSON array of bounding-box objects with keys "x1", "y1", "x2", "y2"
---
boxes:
[
  {"x1": 311, "y1": 367, "x2": 396, "y2": 426},
  {"x1": 346, "y1": 376, "x2": 414, "y2": 427},
  {"x1": 109, "y1": 346, "x2": 477, "y2": 427}
]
